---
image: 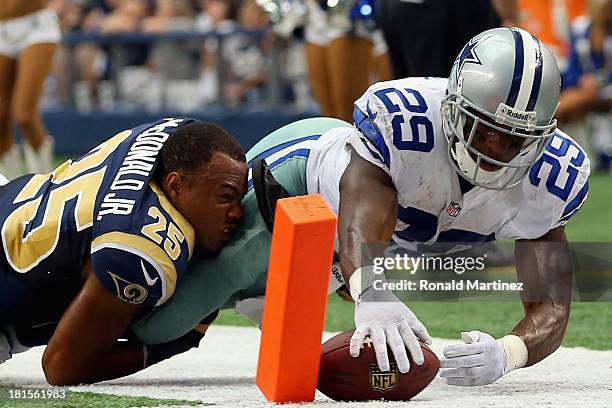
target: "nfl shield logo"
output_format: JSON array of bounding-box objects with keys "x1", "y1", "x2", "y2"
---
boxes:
[
  {"x1": 369, "y1": 363, "x2": 398, "y2": 393},
  {"x1": 446, "y1": 201, "x2": 462, "y2": 217}
]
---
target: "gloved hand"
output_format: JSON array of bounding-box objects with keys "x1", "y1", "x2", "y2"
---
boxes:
[
  {"x1": 349, "y1": 288, "x2": 432, "y2": 373},
  {"x1": 440, "y1": 330, "x2": 506, "y2": 386}
]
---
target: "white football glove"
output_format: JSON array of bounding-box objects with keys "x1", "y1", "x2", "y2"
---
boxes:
[
  {"x1": 440, "y1": 331, "x2": 507, "y2": 386},
  {"x1": 349, "y1": 288, "x2": 432, "y2": 373}
]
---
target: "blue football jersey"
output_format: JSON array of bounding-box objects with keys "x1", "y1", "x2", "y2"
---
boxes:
[{"x1": 0, "y1": 117, "x2": 196, "y2": 333}]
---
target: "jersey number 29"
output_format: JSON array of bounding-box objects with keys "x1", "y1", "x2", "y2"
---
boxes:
[{"x1": 374, "y1": 87, "x2": 435, "y2": 152}]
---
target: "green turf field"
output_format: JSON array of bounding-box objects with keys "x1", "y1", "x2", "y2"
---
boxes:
[
  {"x1": 563, "y1": 172, "x2": 612, "y2": 242},
  {"x1": 217, "y1": 172, "x2": 612, "y2": 351},
  {"x1": 0, "y1": 385, "x2": 198, "y2": 408}
]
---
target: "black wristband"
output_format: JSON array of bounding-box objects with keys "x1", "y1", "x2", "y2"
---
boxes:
[
  {"x1": 143, "y1": 309, "x2": 220, "y2": 368},
  {"x1": 201, "y1": 309, "x2": 220, "y2": 325},
  {"x1": 144, "y1": 330, "x2": 204, "y2": 368}
]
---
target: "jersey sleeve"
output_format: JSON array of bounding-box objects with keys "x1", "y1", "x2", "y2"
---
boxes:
[
  {"x1": 349, "y1": 82, "x2": 397, "y2": 174},
  {"x1": 91, "y1": 232, "x2": 178, "y2": 307},
  {"x1": 348, "y1": 78, "x2": 446, "y2": 186},
  {"x1": 551, "y1": 156, "x2": 590, "y2": 229},
  {"x1": 91, "y1": 180, "x2": 195, "y2": 307},
  {"x1": 523, "y1": 131, "x2": 591, "y2": 234}
]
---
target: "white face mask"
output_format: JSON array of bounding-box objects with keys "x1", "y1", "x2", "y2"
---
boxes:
[{"x1": 452, "y1": 141, "x2": 508, "y2": 184}]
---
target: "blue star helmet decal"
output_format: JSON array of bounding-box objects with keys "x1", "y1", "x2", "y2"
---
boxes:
[{"x1": 453, "y1": 35, "x2": 489, "y2": 82}]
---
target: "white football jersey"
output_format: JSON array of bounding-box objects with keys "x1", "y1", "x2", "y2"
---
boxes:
[{"x1": 306, "y1": 77, "x2": 590, "y2": 253}]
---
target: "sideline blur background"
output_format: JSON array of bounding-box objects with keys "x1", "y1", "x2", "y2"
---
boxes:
[{"x1": 5, "y1": 0, "x2": 611, "y2": 171}]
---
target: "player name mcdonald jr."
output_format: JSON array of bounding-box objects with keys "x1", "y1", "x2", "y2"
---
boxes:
[{"x1": 373, "y1": 279, "x2": 524, "y2": 292}]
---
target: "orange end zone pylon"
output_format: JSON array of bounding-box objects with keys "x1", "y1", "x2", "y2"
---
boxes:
[{"x1": 256, "y1": 194, "x2": 337, "y2": 403}]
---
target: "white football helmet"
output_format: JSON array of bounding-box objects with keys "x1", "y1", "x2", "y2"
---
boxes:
[{"x1": 441, "y1": 27, "x2": 560, "y2": 190}]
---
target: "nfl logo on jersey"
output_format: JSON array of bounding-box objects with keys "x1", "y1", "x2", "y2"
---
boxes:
[{"x1": 446, "y1": 201, "x2": 462, "y2": 217}]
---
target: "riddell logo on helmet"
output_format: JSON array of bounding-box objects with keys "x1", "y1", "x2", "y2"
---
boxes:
[
  {"x1": 495, "y1": 104, "x2": 537, "y2": 125},
  {"x1": 505, "y1": 109, "x2": 530, "y2": 121}
]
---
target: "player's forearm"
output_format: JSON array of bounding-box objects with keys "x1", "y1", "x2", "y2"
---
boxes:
[
  {"x1": 511, "y1": 301, "x2": 570, "y2": 366},
  {"x1": 338, "y1": 198, "x2": 399, "y2": 287},
  {"x1": 44, "y1": 328, "x2": 207, "y2": 385},
  {"x1": 81, "y1": 344, "x2": 148, "y2": 384},
  {"x1": 337, "y1": 149, "x2": 399, "y2": 302},
  {"x1": 558, "y1": 87, "x2": 600, "y2": 120},
  {"x1": 43, "y1": 343, "x2": 146, "y2": 385},
  {"x1": 512, "y1": 228, "x2": 573, "y2": 366},
  {"x1": 69, "y1": 333, "x2": 207, "y2": 384},
  {"x1": 338, "y1": 155, "x2": 397, "y2": 284},
  {"x1": 90, "y1": 317, "x2": 214, "y2": 384},
  {"x1": 338, "y1": 201, "x2": 397, "y2": 302},
  {"x1": 338, "y1": 214, "x2": 390, "y2": 282}
]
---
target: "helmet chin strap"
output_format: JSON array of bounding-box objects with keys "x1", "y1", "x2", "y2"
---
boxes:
[{"x1": 453, "y1": 141, "x2": 507, "y2": 184}]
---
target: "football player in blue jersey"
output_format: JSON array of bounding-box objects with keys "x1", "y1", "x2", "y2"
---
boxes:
[
  {"x1": 133, "y1": 27, "x2": 590, "y2": 388},
  {"x1": 0, "y1": 118, "x2": 247, "y2": 385}
]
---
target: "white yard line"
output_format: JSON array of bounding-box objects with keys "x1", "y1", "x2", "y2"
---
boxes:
[{"x1": 1, "y1": 326, "x2": 611, "y2": 407}]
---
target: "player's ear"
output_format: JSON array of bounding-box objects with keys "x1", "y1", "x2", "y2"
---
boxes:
[{"x1": 161, "y1": 171, "x2": 184, "y2": 203}]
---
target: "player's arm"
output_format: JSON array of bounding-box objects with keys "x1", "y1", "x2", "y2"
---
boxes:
[
  {"x1": 440, "y1": 227, "x2": 572, "y2": 386},
  {"x1": 512, "y1": 226, "x2": 572, "y2": 365},
  {"x1": 338, "y1": 147, "x2": 398, "y2": 282},
  {"x1": 42, "y1": 263, "x2": 146, "y2": 385},
  {"x1": 338, "y1": 147, "x2": 431, "y2": 374},
  {"x1": 42, "y1": 260, "x2": 213, "y2": 385}
]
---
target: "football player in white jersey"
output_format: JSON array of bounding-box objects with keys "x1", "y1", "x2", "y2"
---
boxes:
[
  {"x1": 341, "y1": 27, "x2": 588, "y2": 386},
  {"x1": 133, "y1": 27, "x2": 589, "y2": 387}
]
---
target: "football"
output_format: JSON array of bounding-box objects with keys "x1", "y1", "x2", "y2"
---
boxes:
[{"x1": 317, "y1": 330, "x2": 439, "y2": 401}]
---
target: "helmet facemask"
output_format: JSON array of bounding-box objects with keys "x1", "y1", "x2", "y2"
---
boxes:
[{"x1": 442, "y1": 92, "x2": 557, "y2": 190}]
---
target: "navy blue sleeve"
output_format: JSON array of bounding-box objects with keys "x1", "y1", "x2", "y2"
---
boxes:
[{"x1": 91, "y1": 234, "x2": 178, "y2": 307}]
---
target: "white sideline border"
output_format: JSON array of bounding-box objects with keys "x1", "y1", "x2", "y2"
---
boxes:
[{"x1": 0, "y1": 325, "x2": 610, "y2": 407}]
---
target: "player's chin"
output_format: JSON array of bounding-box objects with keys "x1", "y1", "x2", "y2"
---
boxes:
[
  {"x1": 199, "y1": 229, "x2": 234, "y2": 254},
  {"x1": 197, "y1": 237, "x2": 224, "y2": 256},
  {"x1": 208, "y1": 239, "x2": 225, "y2": 254}
]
